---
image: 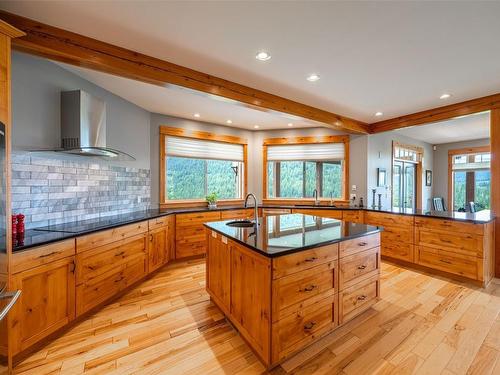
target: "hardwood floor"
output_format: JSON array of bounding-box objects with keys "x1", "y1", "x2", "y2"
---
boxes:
[{"x1": 13, "y1": 258, "x2": 500, "y2": 375}]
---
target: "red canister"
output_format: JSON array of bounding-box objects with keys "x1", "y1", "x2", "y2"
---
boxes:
[
  {"x1": 16, "y1": 214, "x2": 25, "y2": 234},
  {"x1": 11, "y1": 215, "x2": 17, "y2": 236}
]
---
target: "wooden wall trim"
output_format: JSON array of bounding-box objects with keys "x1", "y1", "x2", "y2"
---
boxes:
[
  {"x1": 263, "y1": 135, "x2": 349, "y2": 146},
  {"x1": 490, "y1": 109, "x2": 500, "y2": 277},
  {"x1": 0, "y1": 10, "x2": 369, "y2": 135},
  {"x1": 159, "y1": 126, "x2": 248, "y2": 145},
  {"x1": 370, "y1": 94, "x2": 500, "y2": 133}
]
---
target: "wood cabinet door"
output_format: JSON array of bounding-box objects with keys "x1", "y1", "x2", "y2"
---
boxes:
[
  {"x1": 148, "y1": 226, "x2": 169, "y2": 273},
  {"x1": 10, "y1": 257, "x2": 76, "y2": 354},
  {"x1": 230, "y1": 243, "x2": 271, "y2": 364},
  {"x1": 206, "y1": 231, "x2": 230, "y2": 314}
]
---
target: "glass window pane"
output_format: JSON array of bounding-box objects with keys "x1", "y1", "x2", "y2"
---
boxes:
[
  {"x1": 267, "y1": 162, "x2": 274, "y2": 198},
  {"x1": 279, "y1": 161, "x2": 304, "y2": 198},
  {"x1": 483, "y1": 153, "x2": 491, "y2": 162},
  {"x1": 474, "y1": 170, "x2": 490, "y2": 209},
  {"x1": 207, "y1": 159, "x2": 238, "y2": 199},
  {"x1": 322, "y1": 162, "x2": 342, "y2": 198},
  {"x1": 305, "y1": 162, "x2": 316, "y2": 198},
  {"x1": 454, "y1": 155, "x2": 467, "y2": 164},
  {"x1": 453, "y1": 171, "x2": 466, "y2": 211},
  {"x1": 166, "y1": 156, "x2": 206, "y2": 200}
]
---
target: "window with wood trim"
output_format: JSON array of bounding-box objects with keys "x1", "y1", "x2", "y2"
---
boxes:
[
  {"x1": 448, "y1": 146, "x2": 491, "y2": 212},
  {"x1": 160, "y1": 127, "x2": 247, "y2": 204},
  {"x1": 263, "y1": 136, "x2": 349, "y2": 201}
]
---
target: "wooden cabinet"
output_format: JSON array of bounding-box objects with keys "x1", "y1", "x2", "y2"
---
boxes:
[
  {"x1": 342, "y1": 210, "x2": 364, "y2": 223},
  {"x1": 10, "y1": 254, "x2": 76, "y2": 354},
  {"x1": 148, "y1": 216, "x2": 174, "y2": 273},
  {"x1": 339, "y1": 247, "x2": 380, "y2": 290},
  {"x1": 176, "y1": 211, "x2": 221, "y2": 258},
  {"x1": 206, "y1": 231, "x2": 231, "y2": 314},
  {"x1": 220, "y1": 209, "x2": 253, "y2": 220},
  {"x1": 339, "y1": 275, "x2": 380, "y2": 325},
  {"x1": 75, "y1": 233, "x2": 148, "y2": 316},
  {"x1": 291, "y1": 208, "x2": 343, "y2": 219}
]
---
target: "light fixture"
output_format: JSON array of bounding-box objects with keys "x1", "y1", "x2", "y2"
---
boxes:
[
  {"x1": 288, "y1": 123, "x2": 293, "y2": 127},
  {"x1": 255, "y1": 51, "x2": 271, "y2": 61},
  {"x1": 307, "y1": 73, "x2": 320, "y2": 82},
  {"x1": 226, "y1": 119, "x2": 232, "y2": 124},
  {"x1": 375, "y1": 112, "x2": 383, "y2": 117},
  {"x1": 254, "y1": 125, "x2": 260, "y2": 129},
  {"x1": 193, "y1": 113, "x2": 200, "y2": 118},
  {"x1": 440, "y1": 93, "x2": 451, "y2": 100}
]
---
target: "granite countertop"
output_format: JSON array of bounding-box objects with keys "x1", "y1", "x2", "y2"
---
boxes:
[
  {"x1": 204, "y1": 214, "x2": 382, "y2": 258},
  {"x1": 10, "y1": 204, "x2": 494, "y2": 253}
]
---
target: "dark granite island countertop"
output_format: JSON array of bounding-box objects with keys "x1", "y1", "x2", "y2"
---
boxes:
[{"x1": 203, "y1": 213, "x2": 382, "y2": 258}]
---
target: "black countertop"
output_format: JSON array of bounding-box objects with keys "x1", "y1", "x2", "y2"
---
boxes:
[
  {"x1": 204, "y1": 214, "x2": 382, "y2": 258},
  {"x1": 10, "y1": 204, "x2": 494, "y2": 253}
]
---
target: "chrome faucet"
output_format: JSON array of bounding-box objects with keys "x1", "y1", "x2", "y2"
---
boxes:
[
  {"x1": 313, "y1": 189, "x2": 320, "y2": 206},
  {"x1": 244, "y1": 193, "x2": 259, "y2": 226}
]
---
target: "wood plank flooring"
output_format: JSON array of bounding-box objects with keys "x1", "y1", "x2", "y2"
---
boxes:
[{"x1": 13, "y1": 258, "x2": 500, "y2": 375}]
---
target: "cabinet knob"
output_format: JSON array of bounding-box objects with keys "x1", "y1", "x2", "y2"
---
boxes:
[
  {"x1": 357, "y1": 265, "x2": 367, "y2": 270},
  {"x1": 357, "y1": 295, "x2": 367, "y2": 301},
  {"x1": 304, "y1": 256, "x2": 317, "y2": 262},
  {"x1": 358, "y1": 242, "x2": 368, "y2": 247},
  {"x1": 303, "y1": 321, "x2": 316, "y2": 331},
  {"x1": 303, "y1": 285, "x2": 317, "y2": 292}
]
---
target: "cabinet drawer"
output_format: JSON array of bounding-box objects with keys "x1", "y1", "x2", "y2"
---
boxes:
[
  {"x1": 272, "y1": 261, "x2": 337, "y2": 321},
  {"x1": 12, "y1": 239, "x2": 75, "y2": 274},
  {"x1": 262, "y1": 208, "x2": 291, "y2": 215},
  {"x1": 415, "y1": 246, "x2": 480, "y2": 280},
  {"x1": 220, "y1": 209, "x2": 253, "y2": 220},
  {"x1": 382, "y1": 227, "x2": 413, "y2": 245},
  {"x1": 382, "y1": 242, "x2": 414, "y2": 262},
  {"x1": 272, "y1": 243, "x2": 338, "y2": 279},
  {"x1": 342, "y1": 210, "x2": 364, "y2": 224},
  {"x1": 415, "y1": 217, "x2": 484, "y2": 236},
  {"x1": 176, "y1": 225, "x2": 206, "y2": 239},
  {"x1": 339, "y1": 275, "x2": 380, "y2": 325},
  {"x1": 76, "y1": 234, "x2": 147, "y2": 284},
  {"x1": 272, "y1": 295, "x2": 337, "y2": 362},
  {"x1": 339, "y1": 247, "x2": 380, "y2": 290},
  {"x1": 76, "y1": 221, "x2": 148, "y2": 253},
  {"x1": 415, "y1": 229, "x2": 482, "y2": 258},
  {"x1": 365, "y1": 211, "x2": 414, "y2": 228},
  {"x1": 292, "y1": 209, "x2": 343, "y2": 219},
  {"x1": 175, "y1": 242, "x2": 206, "y2": 258},
  {"x1": 76, "y1": 256, "x2": 146, "y2": 316},
  {"x1": 148, "y1": 216, "x2": 169, "y2": 231},
  {"x1": 175, "y1": 212, "x2": 221, "y2": 227},
  {"x1": 340, "y1": 233, "x2": 380, "y2": 258}
]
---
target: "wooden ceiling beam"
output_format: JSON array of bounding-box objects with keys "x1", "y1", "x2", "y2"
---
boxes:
[
  {"x1": 370, "y1": 93, "x2": 500, "y2": 133},
  {"x1": 0, "y1": 11, "x2": 369, "y2": 134}
]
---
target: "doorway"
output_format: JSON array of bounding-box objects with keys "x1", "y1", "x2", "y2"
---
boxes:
[{"x1": 392, "y1": 161, "x2": 417, "y2": 210}]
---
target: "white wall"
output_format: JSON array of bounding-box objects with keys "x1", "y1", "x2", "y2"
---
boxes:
[
  {"x1": 367, "y1": 131, "x2": 434, "y2": 210},
  {"x1": 432, "y1": 138, "x2": 490, "y2": 204}
]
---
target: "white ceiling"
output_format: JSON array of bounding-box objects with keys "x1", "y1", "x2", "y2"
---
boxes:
[
  {"x1": 58, "y1": 62, "x2": 320, "y2": 131},
  {"x1": 394, "y1": 111, "x2": 490, "y2": 145},
  {"x1": 3, "y1": 1, "x2": 500, "y2": 123}
]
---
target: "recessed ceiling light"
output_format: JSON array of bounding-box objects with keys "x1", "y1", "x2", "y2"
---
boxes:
[
  {"x1": 440, "y1": 93, "x2": 451, "y2": 100},
  {"x1": 254, "y1": 125, "x2": 260, "y2": 129},
  {"x1": 226, "y1": 119, "x2": 232, "y2": 124},
  {"x1": 288, "y1": 123, "x2": 293, "y2": 127},
  {"x1": 255, "y1": 51, "x2": 271, "y2": 61},
  {"x1": 306, "y1": 73, "x2": 320, "y2": 82},
  {"x1": 193, "y1": 113, "x2": 200, "y2": 118},
  {"x1": 375, "y1": 112, "x2": 383, "y2": 117}
]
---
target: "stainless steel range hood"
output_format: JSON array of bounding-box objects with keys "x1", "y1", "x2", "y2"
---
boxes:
[{"x1": 57, "y1": 90, "x2": 135, "y2": 160}]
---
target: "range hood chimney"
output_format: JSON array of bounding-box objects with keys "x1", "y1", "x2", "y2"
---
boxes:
[{"x1": 59, "y1": 90, "x2": 135, "y2": 160}]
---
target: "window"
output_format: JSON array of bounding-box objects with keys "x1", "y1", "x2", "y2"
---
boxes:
[
  {"x1": 160, "y1": 127, "x2": 247, "y2": 204},
  {"x1": 264, "y1": 136, "x2": 348, "y2": 201},
  {"x1": 449, "y1": 147, "x2": 490, "y2": 211}
]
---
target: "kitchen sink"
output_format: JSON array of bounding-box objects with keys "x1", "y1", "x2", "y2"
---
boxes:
[{"x1": 226, "y1": 220, "x2": 255, "y2": 228}]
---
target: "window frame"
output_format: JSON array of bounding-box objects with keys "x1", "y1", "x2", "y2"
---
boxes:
[
  {"x1": 262, "y1": 135, "x2": 350, "y2": 204},
  {"x1": 160, "y1": 126, "x2": 248, "y2": 208},
  {"x1": 448, "y1": 145, "x2": 491, "y2": 211}
]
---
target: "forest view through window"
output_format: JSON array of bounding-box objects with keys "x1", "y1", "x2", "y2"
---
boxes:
[{"x1": 164, "y1": 134, "x2": 245, "y2": 201}]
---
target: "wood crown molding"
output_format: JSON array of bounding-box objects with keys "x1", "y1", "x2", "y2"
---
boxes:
[
  {"x1": 447, "y1": 145, "x2": 490, "y2": 156},
  {"x1": 263, "y1": 135, "x2": 349, "y2": 145},
  {"x1": 159, "y1": 126, "x2": 247, "y2": 145},
  {"x1": 0, "y1": 10, "x2": 369, "y2": 135},
  {"x1": 369, "y1": 93, "x2": 500, "y2": 133},
  {"x1": 0, "y1": 19, "x2": 24, "y2": 38}
]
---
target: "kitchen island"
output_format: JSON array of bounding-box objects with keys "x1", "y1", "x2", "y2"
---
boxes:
[{"x1": 204, "y1": 213, "x2": 382, "y2": 367}]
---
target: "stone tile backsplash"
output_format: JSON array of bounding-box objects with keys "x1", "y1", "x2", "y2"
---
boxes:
[{"x1": 11, "y1": 151, "x2": 151, "y2": 229}]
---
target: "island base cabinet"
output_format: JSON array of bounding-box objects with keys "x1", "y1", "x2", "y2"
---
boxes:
[
  {"x1": 206, "y1": 231, "x2": 230, "y2": 314},
  {"x1": 339, "y1": 274, "x2": 380, "y2": 325},
  {"x1": 271, "y1": 295, "x2": 337, "y2": 363},
  {"x1": 10, "y1": 257, "x2": 76, "y2": 354}
]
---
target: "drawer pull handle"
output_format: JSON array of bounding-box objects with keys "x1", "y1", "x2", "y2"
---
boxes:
[
  {"x1": 38, "y1": 251, "x2": 60, "y2": 258},
  {"x1": 439, "y1": 259, "x2": 452, "y2": 264},
  {"x1": 358, "y1": 242, "x2": 368, "y2": 247},
  {"x1": 115, "y1": 251, "x2": 126, "y2": 257},
  {"x1": 304, "y1": 257, "x2": 317, "y2": 262},
  {"x1": 303, "y1": 321, "x2": 316, "y2": 330},
  {"x1": 114, "y1": 276, "x2": 125, "y2": 283},
  {"x1": 357, "y1": 295, "x2": 367, "y2": 301},
  {"x1": 303, "y1": 285, "x2": 317, "y2": 292},
  {"x1": 357, "y1": 265, "x2": 367, "y2": 270}
]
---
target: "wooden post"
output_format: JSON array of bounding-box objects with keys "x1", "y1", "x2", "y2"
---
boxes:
[{"x1": 490, "y1": 109, "x2": 500, "y2": 277}]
